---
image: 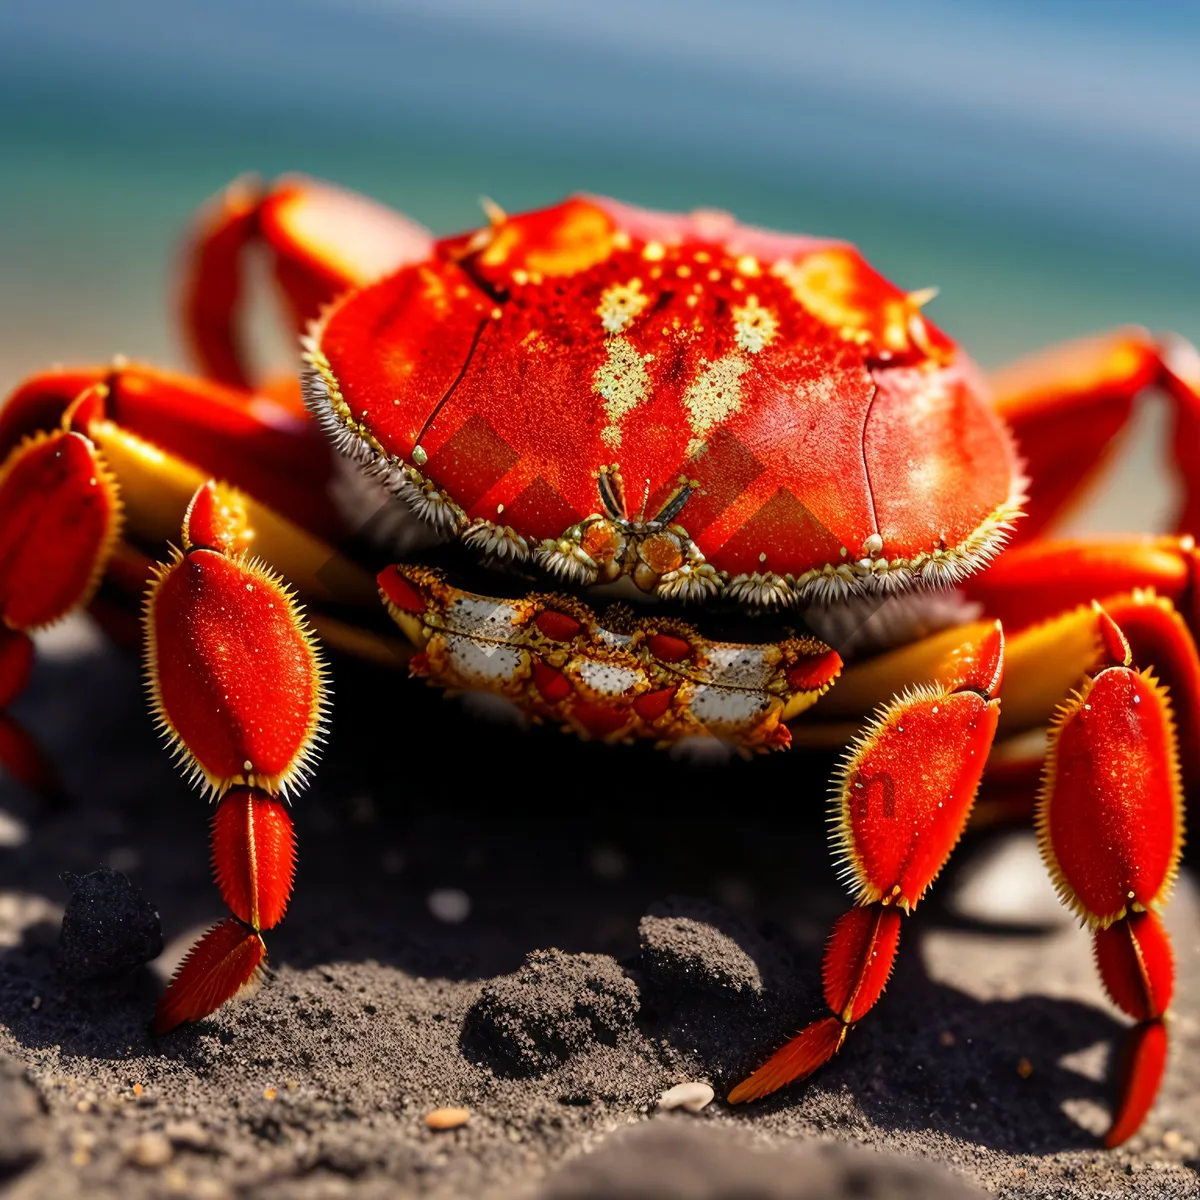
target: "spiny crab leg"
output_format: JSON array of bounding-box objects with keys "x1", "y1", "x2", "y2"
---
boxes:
[
  {"x1": 0, "y1": 384, "x2": 122, "y2": 795},
  {"x1": 728, "y1": 622, "x2": 1004, "y2": 1103},
  {"x1": 147, "y1": 480, "x2": 327, "y2": 1033},
  {"x1": 991, "y1": 328, "x2": 1200, "y2": 543},
  {"x1": 965, "y1": 535, "x2": 1200, "y2": 638},
  {"x1": 182, "y1": 174, "x2": 433, "y2": 389},
  {"x1": 1036, "y1": 605, "x2": 1183, "y2": 1147}
]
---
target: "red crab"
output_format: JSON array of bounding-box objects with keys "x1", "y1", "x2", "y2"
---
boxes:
[{"x1": 2, "y1": 177, "x2": 1198, "y2": 1147}]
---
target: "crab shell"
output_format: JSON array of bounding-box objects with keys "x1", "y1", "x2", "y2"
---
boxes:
[{"x1": 303, "y1": 195, "x2": 1022, "y2": 607}]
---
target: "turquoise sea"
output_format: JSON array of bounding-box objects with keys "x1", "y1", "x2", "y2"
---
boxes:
[{"x1": 2, "y1": 0, "x2": 1197, "y2": 529}]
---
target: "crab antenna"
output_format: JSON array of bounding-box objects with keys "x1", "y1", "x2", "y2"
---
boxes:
[
  {"x1": 597, "y1": 465, "x2": 627, "y2": 521},
  {"x1": 639, "y1": 478, "x2": 651, "y2": 524},
  {"x1": 654, "y1": 483, "x2": 694, "y2": 527}
]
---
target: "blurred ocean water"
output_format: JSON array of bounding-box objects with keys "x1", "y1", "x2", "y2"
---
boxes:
[{"x1": 1, "y1": 0, "x2": 1197, "y2": 527}]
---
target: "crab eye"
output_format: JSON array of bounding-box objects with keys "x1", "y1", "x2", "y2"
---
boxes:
[{"x1": 638, "y1": 532, "x2": 685, "y2": 575}]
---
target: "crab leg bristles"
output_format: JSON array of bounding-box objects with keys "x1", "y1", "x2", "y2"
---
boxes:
[
  {"x1": 145, "y1": 481, "x2": 328, "y2": 798},
  {"x1": 181, "y1": 175, "x2": 433, "y2": 388},
  {"x1": 211, "y1": 787, "x2": 297, "y2": 931},
  {"x1": 148, "y1": 482, "x2": 326, "y2": 1033},
  {"x1": 153, "y1": 787, "x2": 295, "y2": 1035},
  {"x1": 183, "y1": 478, "x2": 255, "y2": 557},
  {"x1": 0, "y1": 422, "x2": 122, "y2": 633},
  {"x1": 1036, "y1": 605, "x2": 1183, "y2": 1146},
  {"x1": 729, "y1": 904, "x2": 903, "y2": 1103},
  {"x1": 0, "y1": 393, "x2": 123, "y2": 795},
  {"x1": 730, "y1": 624, "x2": 1003, "y2": 1104},
  {"x1": 153, "y1": 918, "x2": 267, "y2": 1035}
]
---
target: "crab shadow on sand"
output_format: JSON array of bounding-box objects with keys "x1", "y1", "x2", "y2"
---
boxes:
[{"x1": 0, "y1": 631, "x2": 1159, "y2": 1158}]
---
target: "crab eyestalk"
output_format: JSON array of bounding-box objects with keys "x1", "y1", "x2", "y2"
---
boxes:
[
  {"x1": 728, "y1": 623, "x2": 1004, "y2": 1103},
  {"x1": 147, "y1": 480, "x2": 327, "y2": 1033},
  {"x1": 1036, "y1": 605, "x2": 1183, "y2": 1146}
]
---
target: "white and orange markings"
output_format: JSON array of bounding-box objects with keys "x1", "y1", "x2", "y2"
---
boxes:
[
  {"x1": 771, "y1": 247, "x2": 948, "y2": 364},
  {"x1": 596, "y1": 278, "x2": 650, "y2": 334},
  {"x1": 587, "y1": 253, "x2": 784, "y2": 459},
  {"x1": 594, "y1": 336, "x2": 651, "y2": 450},
  {"x1": 377, "y1": 563, "x2": 841, "y2": 750}
]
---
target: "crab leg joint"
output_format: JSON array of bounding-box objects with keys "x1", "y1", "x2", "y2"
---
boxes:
[
  {"x1": 1036, "y1": 605, "x2": 1183, "y2": 1147},
  {"x1": 4, "y1": 177, "x2": 1200, "y2": 1146},
  {"x1": 729, "y1": 623, "x2": 1004, "y2": 1103},
  {"x1": 147, "y1": 481, "x2": 324, "y2": 1033}
]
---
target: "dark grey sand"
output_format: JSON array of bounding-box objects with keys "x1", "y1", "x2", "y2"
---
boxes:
[{"x1": 2, "y1": 618, "x2": 1199, "y2": 1198}]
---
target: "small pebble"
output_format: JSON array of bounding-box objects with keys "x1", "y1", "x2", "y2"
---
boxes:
[
  {"x1": 426, "y1": 1105, "x2": 471, "y2": 1130},
  {"x1": 0, "y1": 808, "x2": 28, "y2": 847},
  {"x1": 657, "y1": 1081, "x2": 715, "y2": 1114},
  {"x1": 0, "y1": 1055, "x2": 48, "y2": 1175},
  {"x1": 192, "y1": 1181, "x2": 232, "y2": 1200},
  {"x1": 126, "y1": 1130, "x2": 174, "y2": 1168},
  {"x1": 163, "y1": 1166, "x2": 190, "y2": 1194},
  {"x1": 164, "y1": 1119, "x2": 210, "y2": 1149},
  {"x1": 192, "y1": 1182, "x2": 232, "y2": 1200},
  {"x1": 428, "y1": 889, "x2": 471, "y2": 924}
]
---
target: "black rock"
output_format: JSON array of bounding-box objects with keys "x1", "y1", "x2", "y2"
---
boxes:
[
  {"x1": 638, "y1": 897, "x2": 765, "y2": 1002},
  {"x1": 537, "y1": 1120, "x2": 986, "y2": 1200},
  {"x1": 57, "y1": 867, "x2": 163, "y2": 983},
  {"x1": 462, "y1": 948, "x2": 639, "y2": 1077},
  {"x1": 0, "y1": 1056, "x2": 48, "y2": 1181}
]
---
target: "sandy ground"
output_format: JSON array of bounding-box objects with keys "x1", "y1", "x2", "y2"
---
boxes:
[{"x1": 2, "y1": 617, "x2": 1200, "y2": 1199}]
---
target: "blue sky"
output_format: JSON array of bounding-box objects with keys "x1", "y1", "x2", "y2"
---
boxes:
[
  {"x1": 2, "y1": 0, "x2": 1198, "y2": 254},
  {"x1": 1, "y1": 0, "x2": 1197, "y2": 393}
]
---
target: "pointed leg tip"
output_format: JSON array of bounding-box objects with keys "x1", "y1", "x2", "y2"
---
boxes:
[
  {"x1": 726, "y1": 1076, "x2": 766, "y2": 1105},
  {"x1": 153, "y1": 918, "x2": 266, "y2": 1035},
  {"x1": 727, "y1": 1017, "x2": 846, "y2": 1105},
  {"x1": 1104, "y1": 1020, "x2": 1169, "y2": 1148}
]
